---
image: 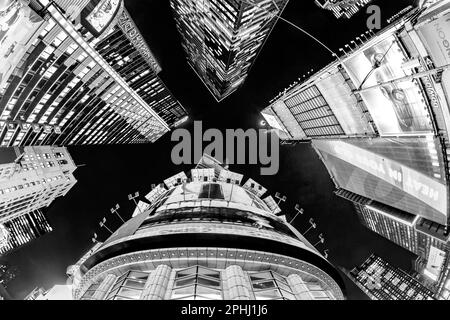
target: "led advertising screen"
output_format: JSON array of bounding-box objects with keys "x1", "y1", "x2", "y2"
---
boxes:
[
  {"x1": 343, "y1": 136, "x2": 447, "y2": 183},
  {"x1": 82, "y1": 0, "x2": 123, "y2": 37},
  {"x1": 313, "y1": 139, "x2": 448, "y2": 225},
  {"x1": 0, "y1": 0, "x2": 46, "y2": 92},
  {"x1": 417, "y1": 10, "x2": 450, "y2": 68},
  {"x1": 343, "y1": 36, "x2": 433, "y2": 135}
]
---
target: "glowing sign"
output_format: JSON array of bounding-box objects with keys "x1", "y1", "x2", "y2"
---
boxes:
[
  {"x1": 86, "y1": 0, "x2": 121, "y2": 33},
  {"x1": 313, "y1": 139, "x2": 448, "y2": 224},
  {"x1": 343, "y1": 36, "x2": 433, "y2": 135}
]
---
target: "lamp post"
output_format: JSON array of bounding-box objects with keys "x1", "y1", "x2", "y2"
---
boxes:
[
  {"x1": 110, "y1": 204, "x2": 125, "y2": 223},
  {"x1": 302, "y1": 218, "x2": 316, "y2": 236},
  {"x1": 324, "y1": 249, "x2": 329, "y2": 259},
  {"x1": 128, "y1": 192, "x2": 142, "y2": 214},
  {"x1": 275, "y1": 192, "x2": 287, "y2": 205},
  {"x1": 92, "y1": 233, "x2": 98, "y2": 244},
  {"x1": 314, "y1": 233, "x2": 325, "y2": 247},
  {"x1": 99, "y1": 217, "x2": 113, "y2": 235},
  {"x1": 289, "y1": 204, "x2": 304, "y2": 224}
]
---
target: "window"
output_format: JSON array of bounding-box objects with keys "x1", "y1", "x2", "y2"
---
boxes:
[
  {"x1": 250, "y1": 271, "x2": 295, "y2": 300},
  {"x1": 171, "y1": 266, "x2": 222, "y2": 300},
  {"x1": 106, "y1": 271, "x2": 150, "y2": 300},
  {"x1": 198, "y1": 183, "x2": 224, "y2": 200},
  {"x1": 81, "y1": 283, "x2": 100, "y2": 300}
]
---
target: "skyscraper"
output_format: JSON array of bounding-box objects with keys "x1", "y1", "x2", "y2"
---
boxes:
[
  {"x1": 68, "y1": 155, "x2": 346, "y2": 300},
  {"x1": 261, "y1": 2, "x2": 450, "y2": 294},
  {"x1": 0, "y1": 209, "x2": 53, "y2": 255},
  {"x1": 170, "y1": 0, "x2": 290, "y2": 102},
  {"x1": 0, "y1": 262, "x2": 18, "y2": 299},
  {"x1": 0, "y1": 0, "x2": 187, "y2": 146},
  {"x1": 315, "y1": 0, "x2": 373, "y2": 19},
  {"x1": 345, "y1": 254, "x2": 436, "y2": 300},
  {"x1": 0, "y1": 146, "x2": 77, "y2": 224}
]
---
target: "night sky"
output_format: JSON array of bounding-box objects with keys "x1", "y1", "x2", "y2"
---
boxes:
[{"x1": 3, "y1": 0, "x2": 419, "y2": 300}]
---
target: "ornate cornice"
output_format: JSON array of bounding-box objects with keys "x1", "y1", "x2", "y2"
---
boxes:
[{"x1": 74, "y1": 247, "x2": 345, "y2": 300}]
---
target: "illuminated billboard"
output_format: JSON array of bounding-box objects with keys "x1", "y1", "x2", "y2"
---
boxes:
[
  {"x1": 313, "y1": 139, "x2": 448, "y2": 225},
  {"x1": 0, "y1": 0, "x2": 46, "y2": 92},
  {"x1": 343, "y1": 137, "x2": 447, "y2": 183},
  {"x1": 417, "y1": 10, "x2": 450, "y2": 68},
  {"x1": 82, "y1": 0, "x2": 123, "y2": 37},
  {"x1": 343, "y1": 36, "x2": 433, "y2": 135}
]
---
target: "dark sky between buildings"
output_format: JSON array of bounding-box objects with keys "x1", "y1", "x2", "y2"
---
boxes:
[{"x1": 3, "y1": 0, "x2": 418, "y2": 299}]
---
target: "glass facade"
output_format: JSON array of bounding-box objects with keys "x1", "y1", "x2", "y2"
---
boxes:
[
  {"x1": 170, "y1": 0, "x2": 289, "y2": 101},
  {"x1": 0, "y1": 210, "x2": 53, "y2": 255},
  {"x1": 349, "y1": 254, "x2": 435, "y2": 300},
  {"x1": 104, "y1": 271, "x2": 150, "y2": 300},
  {"x1": 0, "y1": 1, "x2": 185, "y2": 146},
  {"x1": 250, "y1": 271, "x2": 295, "y2": 300},
  {"x1": 171, "y1": 266, "x2": 222, "y2": 300}
]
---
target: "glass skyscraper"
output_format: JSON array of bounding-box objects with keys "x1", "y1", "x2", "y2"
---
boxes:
[
  {"x1": 170, "y1": 0, "x2": 290, "y2": 101},
  {"x1": 0, "y1": 0, "x2": 187, "y2": 146}
]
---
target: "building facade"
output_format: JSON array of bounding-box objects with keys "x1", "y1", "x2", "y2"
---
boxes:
[
  {"x1": 0, "y1": 209, "x2": 53, "y2": 255},
  {"x1": 315, "y1": 0, "x2": 373, "y2": 19},
  {"x1": 345, "y1": 254, "x2": 436, "y2": 300},
  {"x1": 0, "y1": 146, "x2": 77, "y2": 224},
  {"x1": 170, "y1": 0, "x2": 289, "y2": 102},
  {"x1": 68, "y1": 156, "x2": 346, "y2": 300},
  {"x1": 0, "y1": 0, "x2": 187, "y2": 146},
  {"x1": 261, "y1": 2, "x2": 450, "y2": 297}
]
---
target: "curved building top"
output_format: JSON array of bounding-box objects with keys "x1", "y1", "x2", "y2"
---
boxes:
[{"x1": 71, "y1": 155, "x2": 346, "y2": 300}]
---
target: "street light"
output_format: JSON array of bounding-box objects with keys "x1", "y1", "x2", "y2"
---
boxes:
[
  {"x1": 99, "y1": 217, "x2": 113, "y2": 235},
  {"x1": 324, "y1": 249, "x2": 329, "y2": 259},
  {"x1": 289, "y1": 204, "x2": 304, "y2": 224},
  {"x1": 92, "y1": 232, "x2": 98, "y2": 244},
  {"x1": 110, "y1": 204, "x2": 125, "y2": 223},
  {"x1": 275, "y1": 192, "x2": 287, "y2": 205},
  {"x1": 314, "y1": 233, "x2": 325, "y2": 247},
  {"x1": 129, "y1": 192, "x2": 143, "y2": 215},
  {"x1": 303, "y1": 218, "x2": 317, "y2": 236}
]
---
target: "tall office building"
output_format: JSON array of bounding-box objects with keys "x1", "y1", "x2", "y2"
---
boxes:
[
  {"x1": 345, "y1": 254, "x2": 436, "y2": 300},
  {"x1": 0, "y1": 0, "x2": 187, "y2": 146},
  {"x1": 170, "y1": 0, "x2": 289, "y2": 102},
  {"x1": 315, "y1": 0, "x2": 373, "y2": 19},
  {"x1": 261, "y1": 2, "x2": 450, "y2": 294},
  {"x1": 0, "y1": 209, "x2": 53, "y2": 255},
  {"x1": 68, "y1": 155, "x2": 346, "y2": 300},
  {"x1": 0, "y1": 146, "x2": 77, "y2": 224},
  {"x1": 335, "y1": 189, "x2": 449, "y2": 287}
]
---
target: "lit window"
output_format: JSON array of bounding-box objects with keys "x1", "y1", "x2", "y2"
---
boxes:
[
  {"x1": 250, "y1": 271, "x2": 295, "y2": 300},
  {"x1": 106, "y1": 271, "x2": 150, "y2": 300},
  {"x1": 171, "y1": 266, "x2": 222, "y2": 300}
]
